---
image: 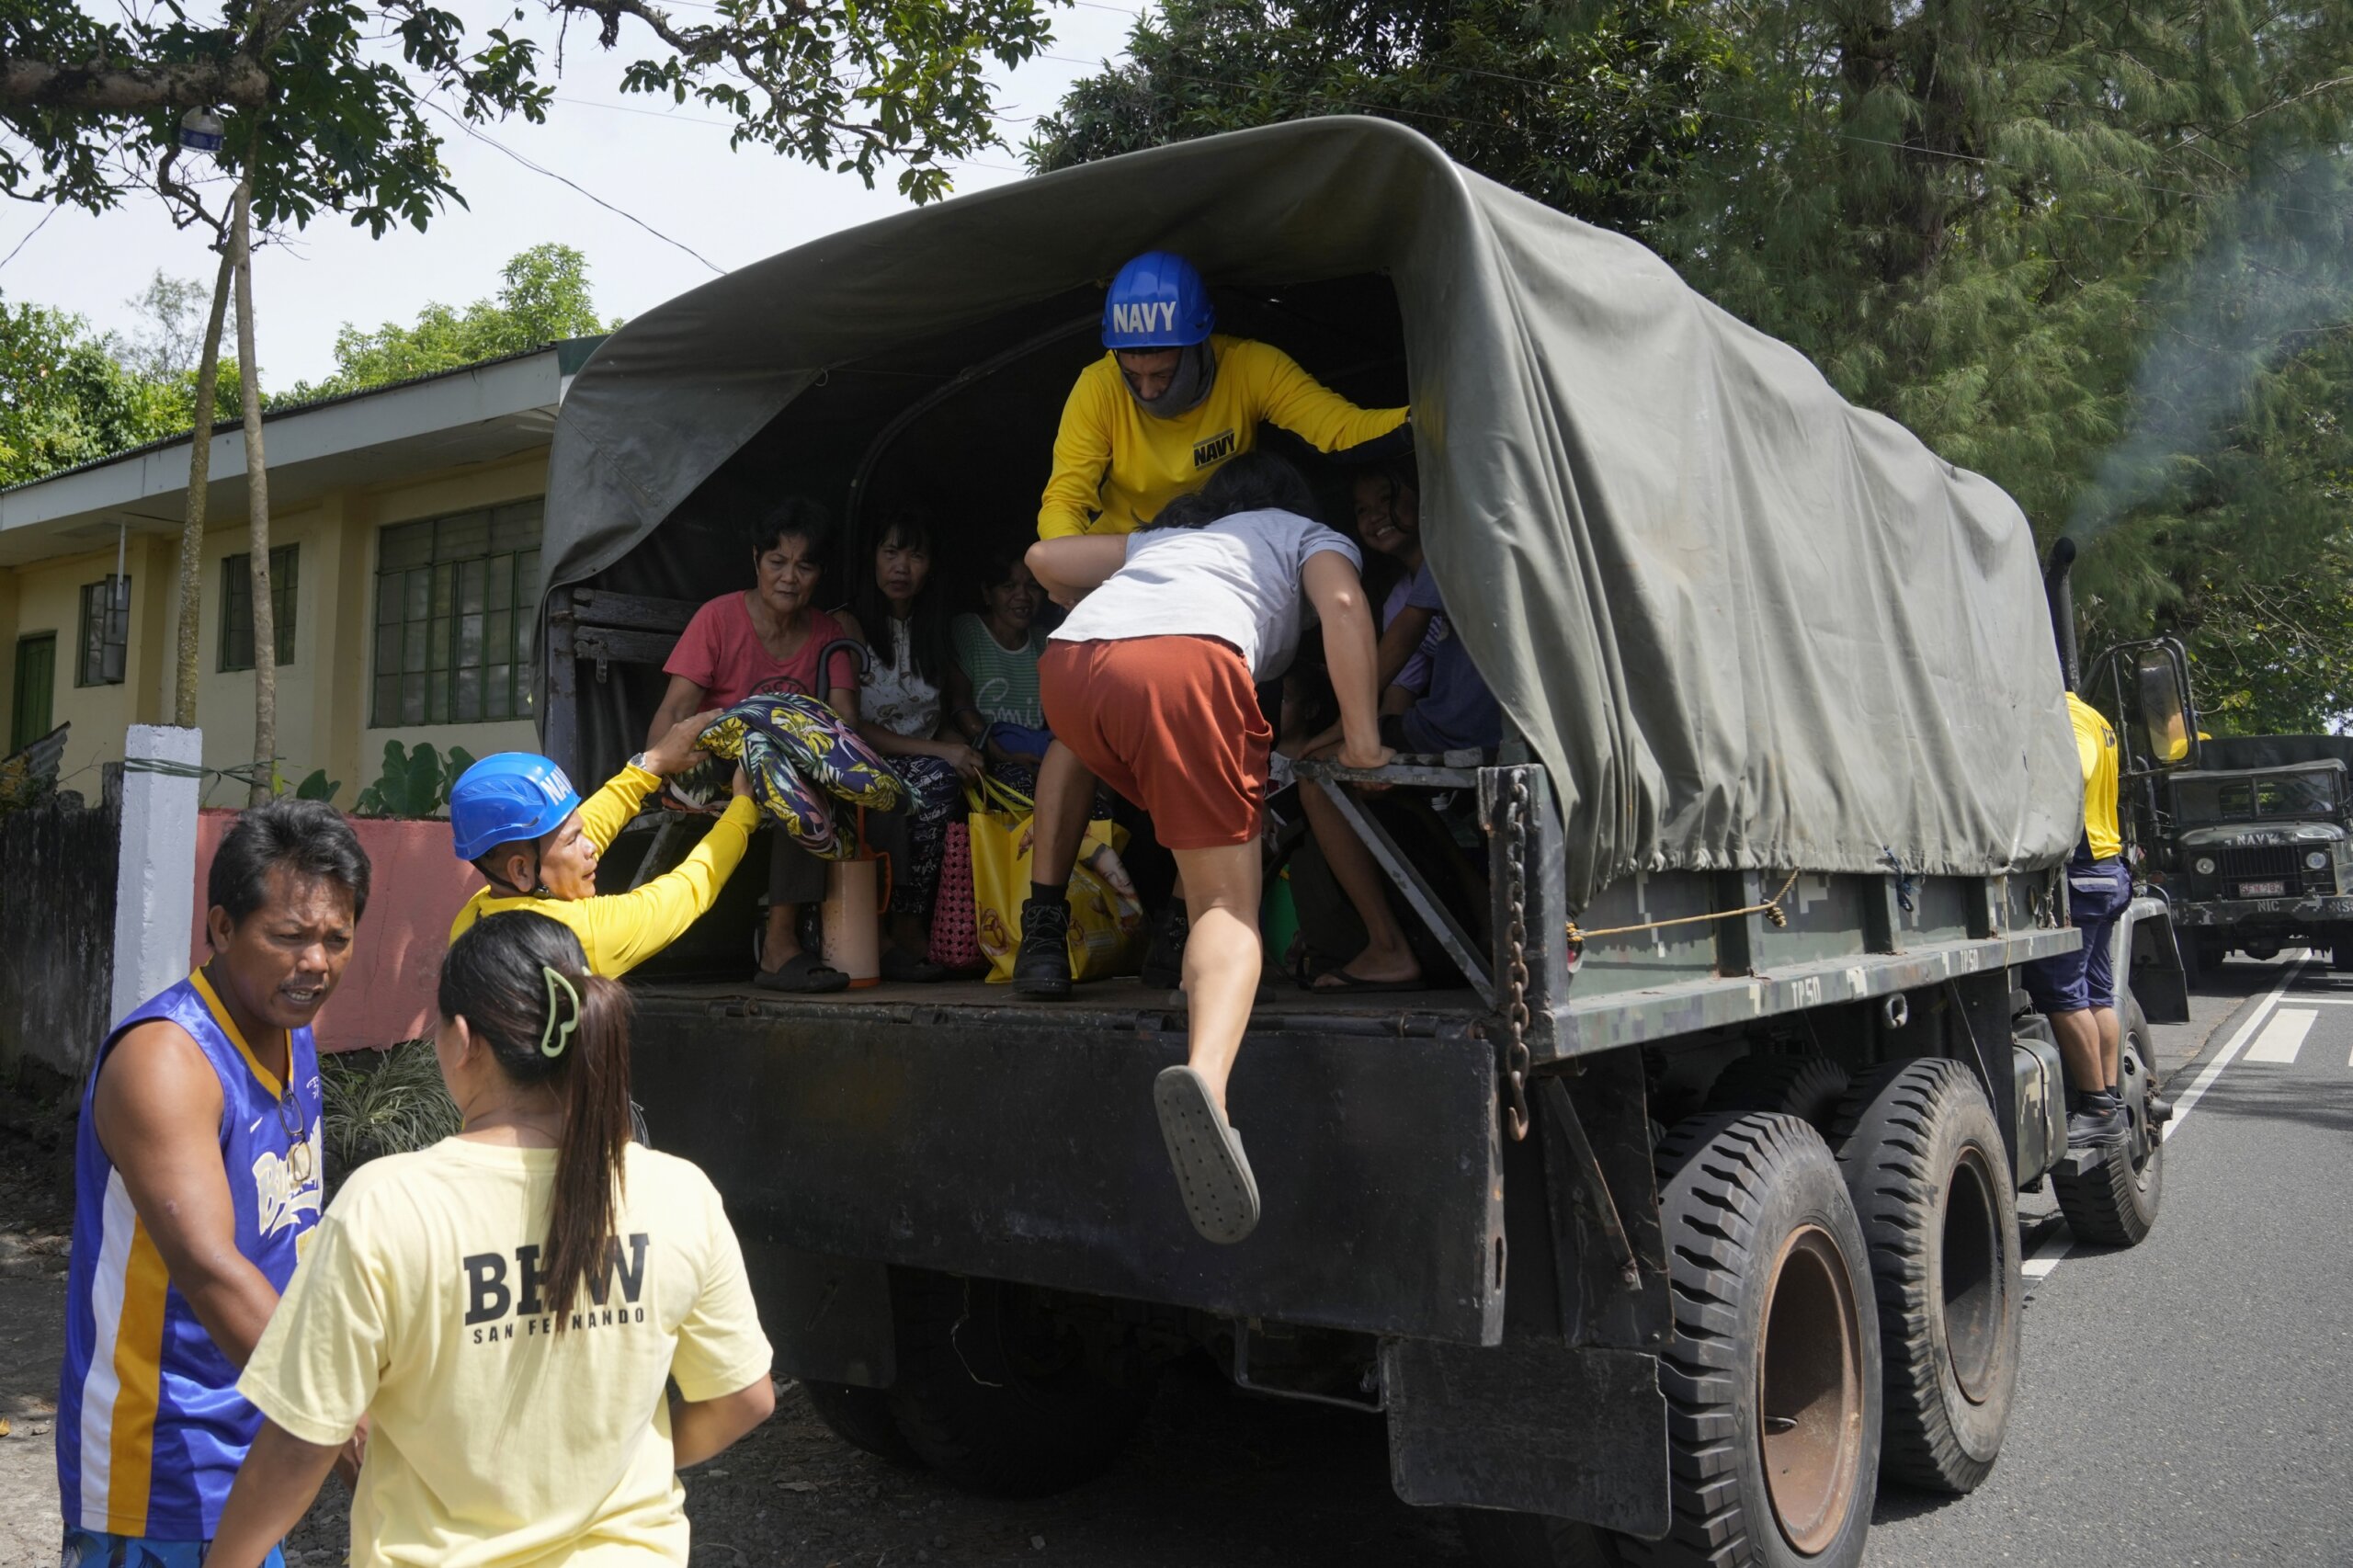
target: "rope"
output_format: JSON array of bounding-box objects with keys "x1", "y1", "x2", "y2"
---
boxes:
[{"x1": 1567, "y1": 869, "x2": 1805, "y2": 946}]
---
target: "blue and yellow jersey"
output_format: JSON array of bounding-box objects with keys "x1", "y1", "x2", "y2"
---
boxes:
[{"x1": 55, "y1": 971, "x2": 324, "y2": 1539}]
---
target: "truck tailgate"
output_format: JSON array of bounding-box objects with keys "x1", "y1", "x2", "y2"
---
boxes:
[{"x1": 631, "y1": 987, "x2": 1507, "y2": 1346}]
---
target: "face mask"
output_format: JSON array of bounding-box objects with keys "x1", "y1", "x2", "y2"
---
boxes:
[{"x1": 1128, "y1": 342, "x2": 1216, "y2": 418}]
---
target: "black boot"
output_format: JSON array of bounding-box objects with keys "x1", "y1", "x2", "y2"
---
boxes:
[
  {"x1": 2066, "y1": 1088, "x2": 2128, "y2": 1151},
  {"x1": 1139, "y1": 903, "x2": 1190, "y2": 991},
  {"x1": 1014, "y1": 896, "x2": 1074, "y2": 1000}
]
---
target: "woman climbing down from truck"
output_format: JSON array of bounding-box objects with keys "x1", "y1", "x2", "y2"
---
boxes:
[
  {"x1": 206, "y1": 911, "x2": 774, "y2": 1565},
  {"x1": 647, "y1": 498, "x2": 865, "y2": 993},
  {"x1": 1027, "y1": 452, "x2": 1392, "y2": 1244},
  {"x1": 833, "y1": 507, "x2": 983, "y2": 983}
]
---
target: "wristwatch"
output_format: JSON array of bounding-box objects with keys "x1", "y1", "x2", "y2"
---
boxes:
[{"x1": 630, "y1": 750, "x2": 656, "y2": 775}]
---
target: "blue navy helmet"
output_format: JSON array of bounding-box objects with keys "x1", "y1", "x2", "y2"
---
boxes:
[
  {"x1": 1102, "y1": 252, "x2": 1214, "y2": 349},
  {"x1": 449, "y1": 753, "x2": 581, "y2": 862}
]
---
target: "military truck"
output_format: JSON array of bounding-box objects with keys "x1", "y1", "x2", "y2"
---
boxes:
[
  {"x1": 2154, "y1": 733, "x2": 2353, "y2": 975},
  {"x1": 2068, "y1": 631, "x2": 2353, "y2": 979},
  {"x1": 533, "y1": 119, "x2": 2186, "y2": 1567}
]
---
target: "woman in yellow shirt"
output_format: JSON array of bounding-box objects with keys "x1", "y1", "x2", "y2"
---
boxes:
[{"x1": 209, "y1": 911, "x2": 774, "y2": 1566}]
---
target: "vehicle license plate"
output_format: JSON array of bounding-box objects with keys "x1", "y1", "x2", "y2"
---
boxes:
[{"x1": 2237, "y1": 880, "x2": 2287, "y2": 897}]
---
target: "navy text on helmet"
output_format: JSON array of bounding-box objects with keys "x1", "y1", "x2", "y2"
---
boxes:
[{"x1": 1102, "y1": 252, "x2": 1215, "y2": 349}]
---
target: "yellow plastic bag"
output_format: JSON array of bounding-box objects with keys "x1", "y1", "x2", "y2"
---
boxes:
[{"x1": 967, "y1": 776, "x2": 1145, "y2": 984}]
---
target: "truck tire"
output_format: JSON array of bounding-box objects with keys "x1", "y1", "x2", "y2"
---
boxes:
[
  {"x1": 800, "y1": 1380, "x2": 923, "y2": 1468},
  {"x1": 2051, "y1": 1002, "x2": 2163, "y2": 1247},
  {"x1": 1455, "y1": 1114, "x2": 1881, "y2": 1568},
  {"x1": 1629, "y1": 1113, "x2": 1880, "y2": 1568},
  {"x1": 1829, "y1": 1060, "x2": 2020, "y2": 1494},
  {"x1": 1704, "y1": 1055, "x2": 1852, "y2": 1133},
  {"x1": 883, "y1": 1268, "x2": 1153, "y2": 1497}
]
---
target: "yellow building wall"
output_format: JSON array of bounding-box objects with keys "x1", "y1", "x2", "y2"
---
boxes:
[
  {"x1": 9, "y1": 446, "x2": 548, "y2": 807},
  {"x1": 5, "y1": 535, "x2": 173, "y2": 794}
]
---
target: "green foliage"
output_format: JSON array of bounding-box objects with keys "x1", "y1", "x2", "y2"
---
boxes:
[
  {"x1": 353, "y1": 740, "x2": 475, "y2": 818},
  {"x1": 294, "y1": 767, "x2": 340, "y2": 803},
  {"x1": 0, "y1": 0, "x2": 1056, "y2": 229},
  {"x1": 320, "y1": 1038, "x2": 460, "y2": 1194},
  {"x1": 1032, "y1": 0, "x2": 2353, "y2": 733},
  {"x1": 0, "y1": 297, "x2": 183, "y2": 484},
  {"x1": 1027, "y1": 0, "x2": 1727, "y2": 234},
  {"x1": 284, "y1": 244, "x2": 612, "y2": 403}
]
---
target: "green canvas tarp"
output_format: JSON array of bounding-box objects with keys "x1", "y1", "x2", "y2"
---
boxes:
[{"x1": 541, "y1": 116, "x2": 2080, "y2": 906}]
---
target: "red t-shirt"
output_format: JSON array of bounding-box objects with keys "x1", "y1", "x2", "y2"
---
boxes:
[{"x1": 665, "y1": 593, "x2": 858, "y2": 708}]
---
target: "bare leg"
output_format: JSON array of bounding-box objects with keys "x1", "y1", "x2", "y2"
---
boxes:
[
  {"x1": 1172, "y1": 842, "x2": 1263, "y2": 1109},
  {"x1": 1031, "y1": 741, "x2": 1098, "y2": 889},
  {"x1": 1299, "y1": 782, "x2": 1420, "y2": 987},
  {"x1": 762, "y1": 903, "x2": 804, "y2": 971},
  {"x1": 2049, "y1": 1007, "x2": 2102, "y2": 1096},
  {"x1": 2094, "y1": 1004, "x2": 2121, "y2": 1091}
]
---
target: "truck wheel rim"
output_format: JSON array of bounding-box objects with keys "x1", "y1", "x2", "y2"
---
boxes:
[
  {"x1": 1757, "y1": 1223, "x2": 1865, "y2": 1556},
  {"x1": 2121, "y1": 1040, "x2": 2155, "y2": 1181},
  {"x1": 1941, "y1": 1146, "x2": 2002, "y2": 1404}
]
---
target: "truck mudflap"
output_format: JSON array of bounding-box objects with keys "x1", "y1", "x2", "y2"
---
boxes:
[
  {"x1": 2118, "y1": 894, "x2": 2191, "y2": 1025},
  {"x1": 1386, "y1": 1338, "x2": 1669, "y2": 1536},
  {"x1": 630, "y1": 993, "x2": 1507, "y2": 1348}
]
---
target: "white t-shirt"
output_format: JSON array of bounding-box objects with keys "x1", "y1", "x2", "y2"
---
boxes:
[
  {"x1": 1050, "y1": 507, "x2": 1363, "y2": 682},
  {"x1": 240, "y1": 1139, "x2": 771, "y2": 1567}
]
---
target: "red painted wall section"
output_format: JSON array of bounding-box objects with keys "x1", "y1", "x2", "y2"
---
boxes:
[{"x1": 189, "y1": 807, "x2": 477, "y2": 1053}]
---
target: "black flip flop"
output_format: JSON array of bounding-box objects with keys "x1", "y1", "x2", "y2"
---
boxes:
[
  {"x1": 755, "y1": 950, "x2": 851, "y2": 994},
  {"x1": 1153, "y1": 1065, "x2": 1261, "y2": 1244}
]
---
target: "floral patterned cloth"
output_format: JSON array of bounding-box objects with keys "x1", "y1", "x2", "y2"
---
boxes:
[{"x1": 699, "y1": 694, "x2": 905, "y2": 860}]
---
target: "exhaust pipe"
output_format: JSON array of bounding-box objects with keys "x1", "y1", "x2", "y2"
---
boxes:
[{"x1": 2043, "y1": 537, "x2": 2079, "y2": 694}]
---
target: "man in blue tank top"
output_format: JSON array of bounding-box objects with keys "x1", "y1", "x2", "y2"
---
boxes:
[{"x1": 56, "y1": 798, "x2": 369, "y2": 1565}]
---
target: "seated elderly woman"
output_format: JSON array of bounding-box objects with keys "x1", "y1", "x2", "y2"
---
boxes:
[{"x1": 646, "y1": 498, "x2": 863, "y2": 994}]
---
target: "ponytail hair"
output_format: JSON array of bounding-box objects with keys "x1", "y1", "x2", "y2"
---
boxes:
[{"x1": 438, "y1": 911, "x2": 635, "y2": 1325}]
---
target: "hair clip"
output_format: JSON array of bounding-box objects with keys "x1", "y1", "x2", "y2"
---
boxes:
[{"x1": 540, "y1": 965, "x2": 583, "y2": 1058}]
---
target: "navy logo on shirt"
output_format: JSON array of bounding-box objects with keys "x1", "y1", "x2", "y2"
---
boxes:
[{"x1": 1192, "y1": 430, "x2": 1237, "y2": 468}]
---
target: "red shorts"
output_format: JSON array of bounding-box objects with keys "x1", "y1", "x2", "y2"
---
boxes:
[{"x1": 1040, "y1": 636, "x2": 1270, "y2": 850}]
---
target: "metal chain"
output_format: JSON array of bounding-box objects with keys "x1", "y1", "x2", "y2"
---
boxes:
[{"x1": 1502, "y1": 774, "x2": 1533, "y2": 1142}]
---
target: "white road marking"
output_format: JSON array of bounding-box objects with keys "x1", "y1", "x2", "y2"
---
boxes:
[
  {"x1": 2022, "y1": 1240, "x2": 2069, "y2": 1279},
  {"x1": 2244, "y1": 1008, "x2": 2319, "y2": 1063},
  {"x1": 2161, "y1": 955, "x2": 2309, "y2": 1140}
]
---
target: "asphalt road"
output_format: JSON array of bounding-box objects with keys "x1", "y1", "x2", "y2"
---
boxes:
[
  {"x1": 5, "y1": 959, "x2": 2347, "y2": 1566},
  {"x1": 1863, "y1": 951, "x2": 2353, "y2": 1567}
]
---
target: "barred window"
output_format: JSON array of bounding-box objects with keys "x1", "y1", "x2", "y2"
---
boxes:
[
  {"x1": 371, "y1": 501, "x2": 541, "y2": 726},
  {"x1": 77, "y1": 576, "x2": 130, "y2": 687},
  {"x1": 220, "y1": 544, "x2": 298, "y2": 670}
]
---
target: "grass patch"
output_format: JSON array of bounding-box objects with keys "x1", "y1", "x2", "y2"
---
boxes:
[{"x1": 320, "y1": 1038, "x2": 460, "y2": 1195}]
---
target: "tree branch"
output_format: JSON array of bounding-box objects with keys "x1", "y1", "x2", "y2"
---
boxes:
[{"x1": 0, "y1": 54, "x2": 269, "y2": 110}]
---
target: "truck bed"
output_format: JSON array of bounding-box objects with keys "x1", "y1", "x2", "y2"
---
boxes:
[{"x1": 627, "y1": 973, "x2": 1488, "y2": 1032}]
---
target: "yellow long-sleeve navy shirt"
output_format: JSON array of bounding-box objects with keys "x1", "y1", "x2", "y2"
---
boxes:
[
  {"x1": 449, "y1": 764, "x2": 757, "y2": 978},
  {"x1": 1038, "y1": 335, "x2": 1407, "y2": 539}
]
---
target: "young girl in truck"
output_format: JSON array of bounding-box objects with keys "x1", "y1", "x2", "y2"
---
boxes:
[{"x1": 1026, "y1": 453, "x2": 1392, "y2": 1244}]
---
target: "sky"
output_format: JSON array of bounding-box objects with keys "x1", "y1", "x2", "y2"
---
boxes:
[{"x1": 0, "y1": 0, "x2": 1151, "y2": 385}]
